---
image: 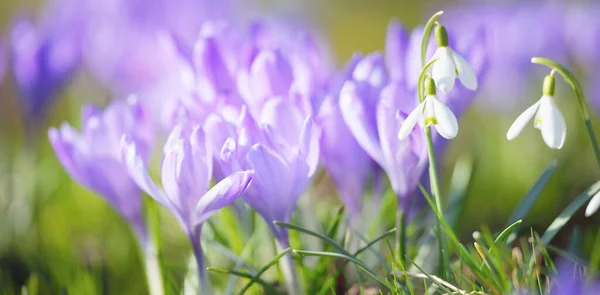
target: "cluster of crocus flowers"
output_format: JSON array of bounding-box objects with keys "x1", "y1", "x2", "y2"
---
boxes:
[{"x1": 45, "y1": 13, "x2": 489, "y2": 293}]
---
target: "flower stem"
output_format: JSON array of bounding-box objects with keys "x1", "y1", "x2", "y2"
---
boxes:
[
  {"x1": 275, "y1": 235, "x2": 302, "y2": 295},
  {"x1": 531, "y1": 57, "x2": 600, "y2": 170},
  {"x1": 190, "y1": 230, "x2": 212, "y2": 294},
  {"x1": 420, "y1": 11, "x2": 449, "y2": 280},
  {"x1": 420, "y1": 11, "x2": 445, "y2": 66},
  {"x1": 144, "y1": 241, "x2": 165, "y2": 295},
  {"x1": 425, "y1": 127, "x2": 449, "y2": 279},
  {"x1": 142, "y1": 199, "x2": 165, "y2": 295},
  {"x1": 395, "y1": 210, "x2": 407, "y2": 269}
]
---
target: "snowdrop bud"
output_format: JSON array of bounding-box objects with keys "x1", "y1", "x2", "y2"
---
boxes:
[
  {"x1": 543, "y1": 74, "x2": 555, "y2": 96},
  {"x1": 434, "y1": 24, "x2": 449, "y2": 47},
  {"x1": 425, "y1": 76, "x2": 436, "y2": 96}
]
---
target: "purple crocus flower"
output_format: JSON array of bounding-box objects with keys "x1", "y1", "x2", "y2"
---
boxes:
[
  {"x1": 10, "y1": 18, "x2": 80, "y2": 123},
  {"x1": 548, "y1": 261, "x2": 600, "y2": 295},
  {"x1": 339, "y1": 50, "x2": 427, "y2": 211},
  {"x1": 339, "y1": 21, "x2": 487, "y2": 211},
  {"x1": 443, "y1": 3, "x2": 565, "y2": 111},
  {"x1": 213, "y1": 98, "x2": 319, "y2": 247},
  {"x1": 122, "y1": 123, "x2": 253, "y2": 291},
  {"x1": 316, "y1": 53, "x2": 378, "y2": 216},
  {"x1": 48, "y1": 97, "x2": 153, "y2": 242}
]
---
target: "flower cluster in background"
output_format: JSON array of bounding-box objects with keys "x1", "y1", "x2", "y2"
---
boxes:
[{"x1": 0, "y1": 0, "x2": 600, "y2": 294}]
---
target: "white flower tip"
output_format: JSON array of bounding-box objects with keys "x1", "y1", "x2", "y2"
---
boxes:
[
  {"x1": 398, "y1": 128, "x2": 411, "y2": 140},
  {"x1": 585, "y1": 191, "x2": 600, "y2": 217}
]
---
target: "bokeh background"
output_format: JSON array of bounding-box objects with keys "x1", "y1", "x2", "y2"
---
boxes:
[{"x1": 0, "y1": 0, "x2": 599, "y2": 293}]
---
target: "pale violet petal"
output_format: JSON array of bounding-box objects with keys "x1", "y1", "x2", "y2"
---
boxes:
[
  {"x1": 192, "y1": 170, "x2": 254, "y2": 228},
  {"x1": 451, "y1": 49, "x2": 478, "y2": 90},
  {"x1": 398, "y1": 100, "x2": 425, "y2": 140},
  {"x1": 506, "y1": 100, "x2": 542, "y2": 140},
  {"x1": 121, "y1": 136, "x2": 170, "y2": 208},
  {"x1": 431, "y1": 47, "x2": 456, "y2": 92},
  {"x1": 431, "y1": 96, "x2": 459, "y2": 139}
]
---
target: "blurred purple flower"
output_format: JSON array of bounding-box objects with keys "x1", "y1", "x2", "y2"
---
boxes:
[
  {"x1": 0, "y1": 38, "x2": 6, "y2": 84},
  {"x1": 49, "y1": 97, "x2": 153, "y2": 241},
  {"x1": 444, "y1": 3, "x2": 565, "y2": 111},
  {"x1": 339, "y1": 21, "x2": 487, "y2": 211},
  {"x1": 564, "y1": 4, "x2": 600, "y2": 111},
  {"x1": 212, "y1": 98, "x2": 319, "y2": 246},
  {"x1": 10, "y1": 18, "x2": 80, "y2": 122},
  {"x1": 549, "y1": 261, "x2": 600, "y2": 295},
  {"x1": 122, "y1": 123, "x2": 253, "y2": 288},
  {"x1": 316, "y1": 54, "x2": 378, "y2": 216}
]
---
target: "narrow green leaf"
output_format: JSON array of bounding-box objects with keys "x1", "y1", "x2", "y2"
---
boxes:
[
  {"x1": 542, "y1": 180, "x2": 600, "y2": 244},
  {"x1": 404, "y1": 256, "x2": 452, "y2": 294},
  {"x1": 273, "y1": 221, "x2": 350, "y2": 255},
  {"x1": 293, "y1": 250, "x2": 390, "y2": 291},
  {"x1": 506, "y1": 161, "x2": 557, "y2": 228},
  {"x1": 495, "y1": 220, "x2": 522, "y2": 245},
  {"x1": 238, "y1": 248, "x2": 291, "y2": 295},
  {"x1": 207, "y1": 268, "x2": 279, "y2": 295},
  {"x1": 325, "y1": 206, "x2": 345, "y2": 238}
]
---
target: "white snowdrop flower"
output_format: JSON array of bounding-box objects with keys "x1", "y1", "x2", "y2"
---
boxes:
[
  {"x1": 429, "y1": 24, "x2": 478, "y2": 92},
  {"x1": 506, "y1": 74, "x2": 567, "y2": 149},
  {"x1": 398, "y1": 76, "x2": 459, "y2": 140}
]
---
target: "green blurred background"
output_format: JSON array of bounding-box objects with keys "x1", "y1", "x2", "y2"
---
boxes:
[{"x1": 0, "y1": 0, "x2": 599, "y2": 293}]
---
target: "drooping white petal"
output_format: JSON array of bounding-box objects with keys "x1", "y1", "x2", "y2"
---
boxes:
[
  {"x1": 586, "y1": 190, "x2": 600, "y2": 217},
  {"x1": 506, "y1": 100, "x2": 542, "y2": 140},
  {"x1": 451, "y1": 49, "x2": 478, "y2": 90},
  {"x1": 431, "y1": 47, "x2": 456, "y2": 92},
  {"x1": 423, "y1": 96, "x2": 435, "y2": 126},
  {"x1": 537, "y1": 96, "x2": 567, "y2": 149},
  {"x1": 398, "y1": 100, "x2": 425, "y2": 140},
  {"x1": 430, "y1": 96, "x2": 459, "y2": 139}
]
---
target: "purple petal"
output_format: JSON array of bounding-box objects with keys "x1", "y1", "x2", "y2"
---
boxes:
[
  {"x1": 49, "y1": 124, "x2": 84, "y2": 184},
  {"x1": 193, "y1": 35, "x2": 235, "y2": 94},
  {"x1": 244, "y1": 144, "x2": 294, "y2": 222},
  {"x1": 291, "y1": 116, "x2": 320, "y2": 198},
  {"x1": 192, "y1": 170, "x2": 254, "y2": 228},
  {"x1": 339, "y1": 81, "x2": 384, "y2": 166},
  {"x1": 317, "y1": 97, "x2": 372, "y2": 214},
  {"x1": 121, "y1": 136, "x2": 170, "y2": 208},
  {"x1": 249, "y1": 49, "x2": 294, "y2": 100},
  {"x1": 160, "y1": 126, "x2": 212, "y2": 218},
  {"x1": 385, "y1": 20, "x2": 409, "y2": 82}
]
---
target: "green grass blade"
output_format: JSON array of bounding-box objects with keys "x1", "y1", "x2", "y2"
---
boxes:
[
  {"x1": 325, "y1": 206, "x2": 345, "y2": 238},
  {"x1": 293, "y1": 250, "x2": 390, "y2": 291},
  {"x1": 495, "y1": 220, "x2": 522, "y2": 245},
  {"x1": 541, "y1": 180, "x2": 600, "y2": 244},
  {"x1": 506, "y1": 161, "x2": 557, "y2": 228},
  {"x1": 207, "y1": 268, "x2": 280, "y2": 295},
  {"x1": 274, "y1": 221, "x2": 350, "y2": 255},
  {"x1": 238, "y1": 248, "x2": 292, "y2": 295}
]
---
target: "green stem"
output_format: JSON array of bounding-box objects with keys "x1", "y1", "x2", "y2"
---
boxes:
[
  {"x1": 395, "y1": 210, "x2": 407, "y2": 269},
  {"x1": 419, "y1": 11, "x2": 449, "y2": 280},
  {"x1": 144, "y1": 201, "x2": 165, "y2": 295},
  {"x1": 425, "y1": 127, "x2": 448, "y2": 279},
  {"x1": 531, "y1": 57, "x2": 600, "y2": 170},
  {"x1": 420, "y1": 11, "x2": 445, "y2": 66}
]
